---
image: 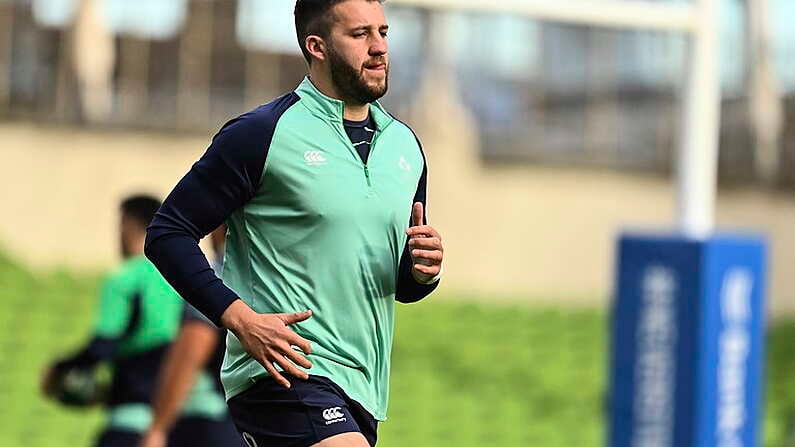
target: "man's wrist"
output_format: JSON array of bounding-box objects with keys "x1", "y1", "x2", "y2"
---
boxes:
[
  {"x1": 412, "y1": 265, "x2": 443, "y2": 285},
  {"x1": 219, "y1": 299, "x2": 255, "y2": 332}
]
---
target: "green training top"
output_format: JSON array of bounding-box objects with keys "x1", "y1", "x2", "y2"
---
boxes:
[
  {"x1": 221, "y1": 79, "x2": 426, "y2": 420},
  {"x1": 146, "y1": 78, "x2": 439, "y2": 421}
]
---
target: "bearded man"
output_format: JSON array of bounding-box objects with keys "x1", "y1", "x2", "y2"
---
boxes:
[{"x1": 145, "y1": 1, "x2": 444, "y2": 446}]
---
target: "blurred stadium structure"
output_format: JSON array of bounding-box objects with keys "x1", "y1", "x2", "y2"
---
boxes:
[
  {"x1": 4, "y1": 0, "x2": 795, "y2": 312},
  {"x1": 1, "y1": 0, "x2": 795, "y2": 173},
  {"x1": 2, "y1": 0, "x2": 795, "y2": 446}
]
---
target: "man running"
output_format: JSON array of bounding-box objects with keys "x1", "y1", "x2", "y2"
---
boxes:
[{"x1": 145, "y1": 1, "x2": 444, "y2": 446}]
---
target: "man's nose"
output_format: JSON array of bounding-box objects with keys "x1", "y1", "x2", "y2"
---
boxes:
[{"x1": 369, "y1": 34, "x2": 387, "y2": 55}]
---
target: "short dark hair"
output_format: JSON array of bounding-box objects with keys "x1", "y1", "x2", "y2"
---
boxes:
[
  {"x1": 120, "y1": 194, "x2": 161, "y2": 228},
  {"x1": 294, "y1": 0, "x2": 383, "y2": 64}
]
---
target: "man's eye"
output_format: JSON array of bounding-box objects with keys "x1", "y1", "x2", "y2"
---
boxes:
[
  {"x1": 380, "y1": 32, "x2": 388, "y2": 38},
  {"x1": 354, "y1": 32, "x2": 366, "y2": 38}
]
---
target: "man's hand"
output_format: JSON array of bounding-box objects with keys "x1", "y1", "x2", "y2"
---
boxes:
[
  {"x1": 139, "y1": 428, "x2": 167, "y2": 447},
  {"x1": 406, "y1": 202, "x2": 444, "y2": 284},
  {"x1": 220, "y1": 300, "x2": 313, "y2": 388}
]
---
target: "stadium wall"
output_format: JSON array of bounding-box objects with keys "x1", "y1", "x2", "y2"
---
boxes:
[{"x1": 3, "y1": 119, "x2": 794, "y2": 315}]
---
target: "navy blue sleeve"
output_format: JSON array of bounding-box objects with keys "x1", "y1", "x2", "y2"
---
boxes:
[
  {"x1": 395, "y1": 137, "x2": 440, "y2": 304},
  {"x1": 53, "y1": 337, "x2": 118, "y2": 372},
  {"x1": 145, "y1": 93, "x2": 299, "y2": 326}
]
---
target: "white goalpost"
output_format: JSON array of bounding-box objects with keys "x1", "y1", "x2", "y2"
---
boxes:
[{"x1": 391, "y1": 0, "x2": 722, "y2": 239}]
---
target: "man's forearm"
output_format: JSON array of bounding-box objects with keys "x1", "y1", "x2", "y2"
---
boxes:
[{"x1": 149, "y1": 322, "x2": 218, "y2": 432}]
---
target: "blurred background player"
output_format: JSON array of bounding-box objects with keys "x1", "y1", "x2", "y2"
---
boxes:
[
  {"x1": 139, "y1": 224, "x2": 244, "y2": 447},
  {"x1": 40, "y1": 195, "x2": 226, "y2": 447}
]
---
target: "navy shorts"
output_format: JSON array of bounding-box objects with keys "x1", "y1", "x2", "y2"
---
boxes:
[
  {"x1": 169, "y1": 415, "x2": 246, "y2": 447},
  {"x1": 227, "y1": 374, "x2": 378, "y2": 447},
  {"x1": 94, "y1": 416, "x2": 245, "y2": 447},
  {"x1": 94, "y1": 430, "x2": 139, "y2": 447}
]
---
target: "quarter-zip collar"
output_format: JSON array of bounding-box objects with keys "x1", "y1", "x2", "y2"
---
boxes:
[{"x1": 295, "y1": 76, "x2": 395, "y2": 132}]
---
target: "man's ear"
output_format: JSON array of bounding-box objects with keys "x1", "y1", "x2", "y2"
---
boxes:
[{"x1": 305, "y1": 35, "x2": 327, "y2": 63}]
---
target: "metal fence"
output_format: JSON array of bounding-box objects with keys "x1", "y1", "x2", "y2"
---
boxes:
[{"x1": 1, "y1": 0, "x2": 794, "y2": 185}]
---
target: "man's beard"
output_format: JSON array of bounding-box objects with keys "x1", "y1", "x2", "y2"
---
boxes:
[{"x1": 328, "y1": 46, "x2": 388, "y2": 105}]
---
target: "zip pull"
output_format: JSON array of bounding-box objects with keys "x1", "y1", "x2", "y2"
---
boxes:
[{"x1": 364, "y1": 165, "x2": 372, "y2": 187}]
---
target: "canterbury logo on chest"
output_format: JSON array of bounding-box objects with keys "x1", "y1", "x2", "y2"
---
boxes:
[{"x1": 304, "y1": 151, "x2": 327, "y2": 166}]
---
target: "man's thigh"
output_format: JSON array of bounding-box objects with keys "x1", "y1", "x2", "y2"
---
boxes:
[
  {"x1": 311, "y1": 432, "x2": 370, "y2": 447},
  {"x1": 228, "y1": 375, "x2": 377, "y2": 447}
]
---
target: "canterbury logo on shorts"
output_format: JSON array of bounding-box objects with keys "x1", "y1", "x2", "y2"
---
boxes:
[
  {"x1": 322, "y1": 407, "x2": 346, "y2": 425},
  {"x1": 242, "y1": 432, "x2": 258, "y2": 447}
]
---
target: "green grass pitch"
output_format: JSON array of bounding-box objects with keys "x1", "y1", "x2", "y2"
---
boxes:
[{"x1": 1, "y1": 251, "x2": 794, "y2": 446}]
